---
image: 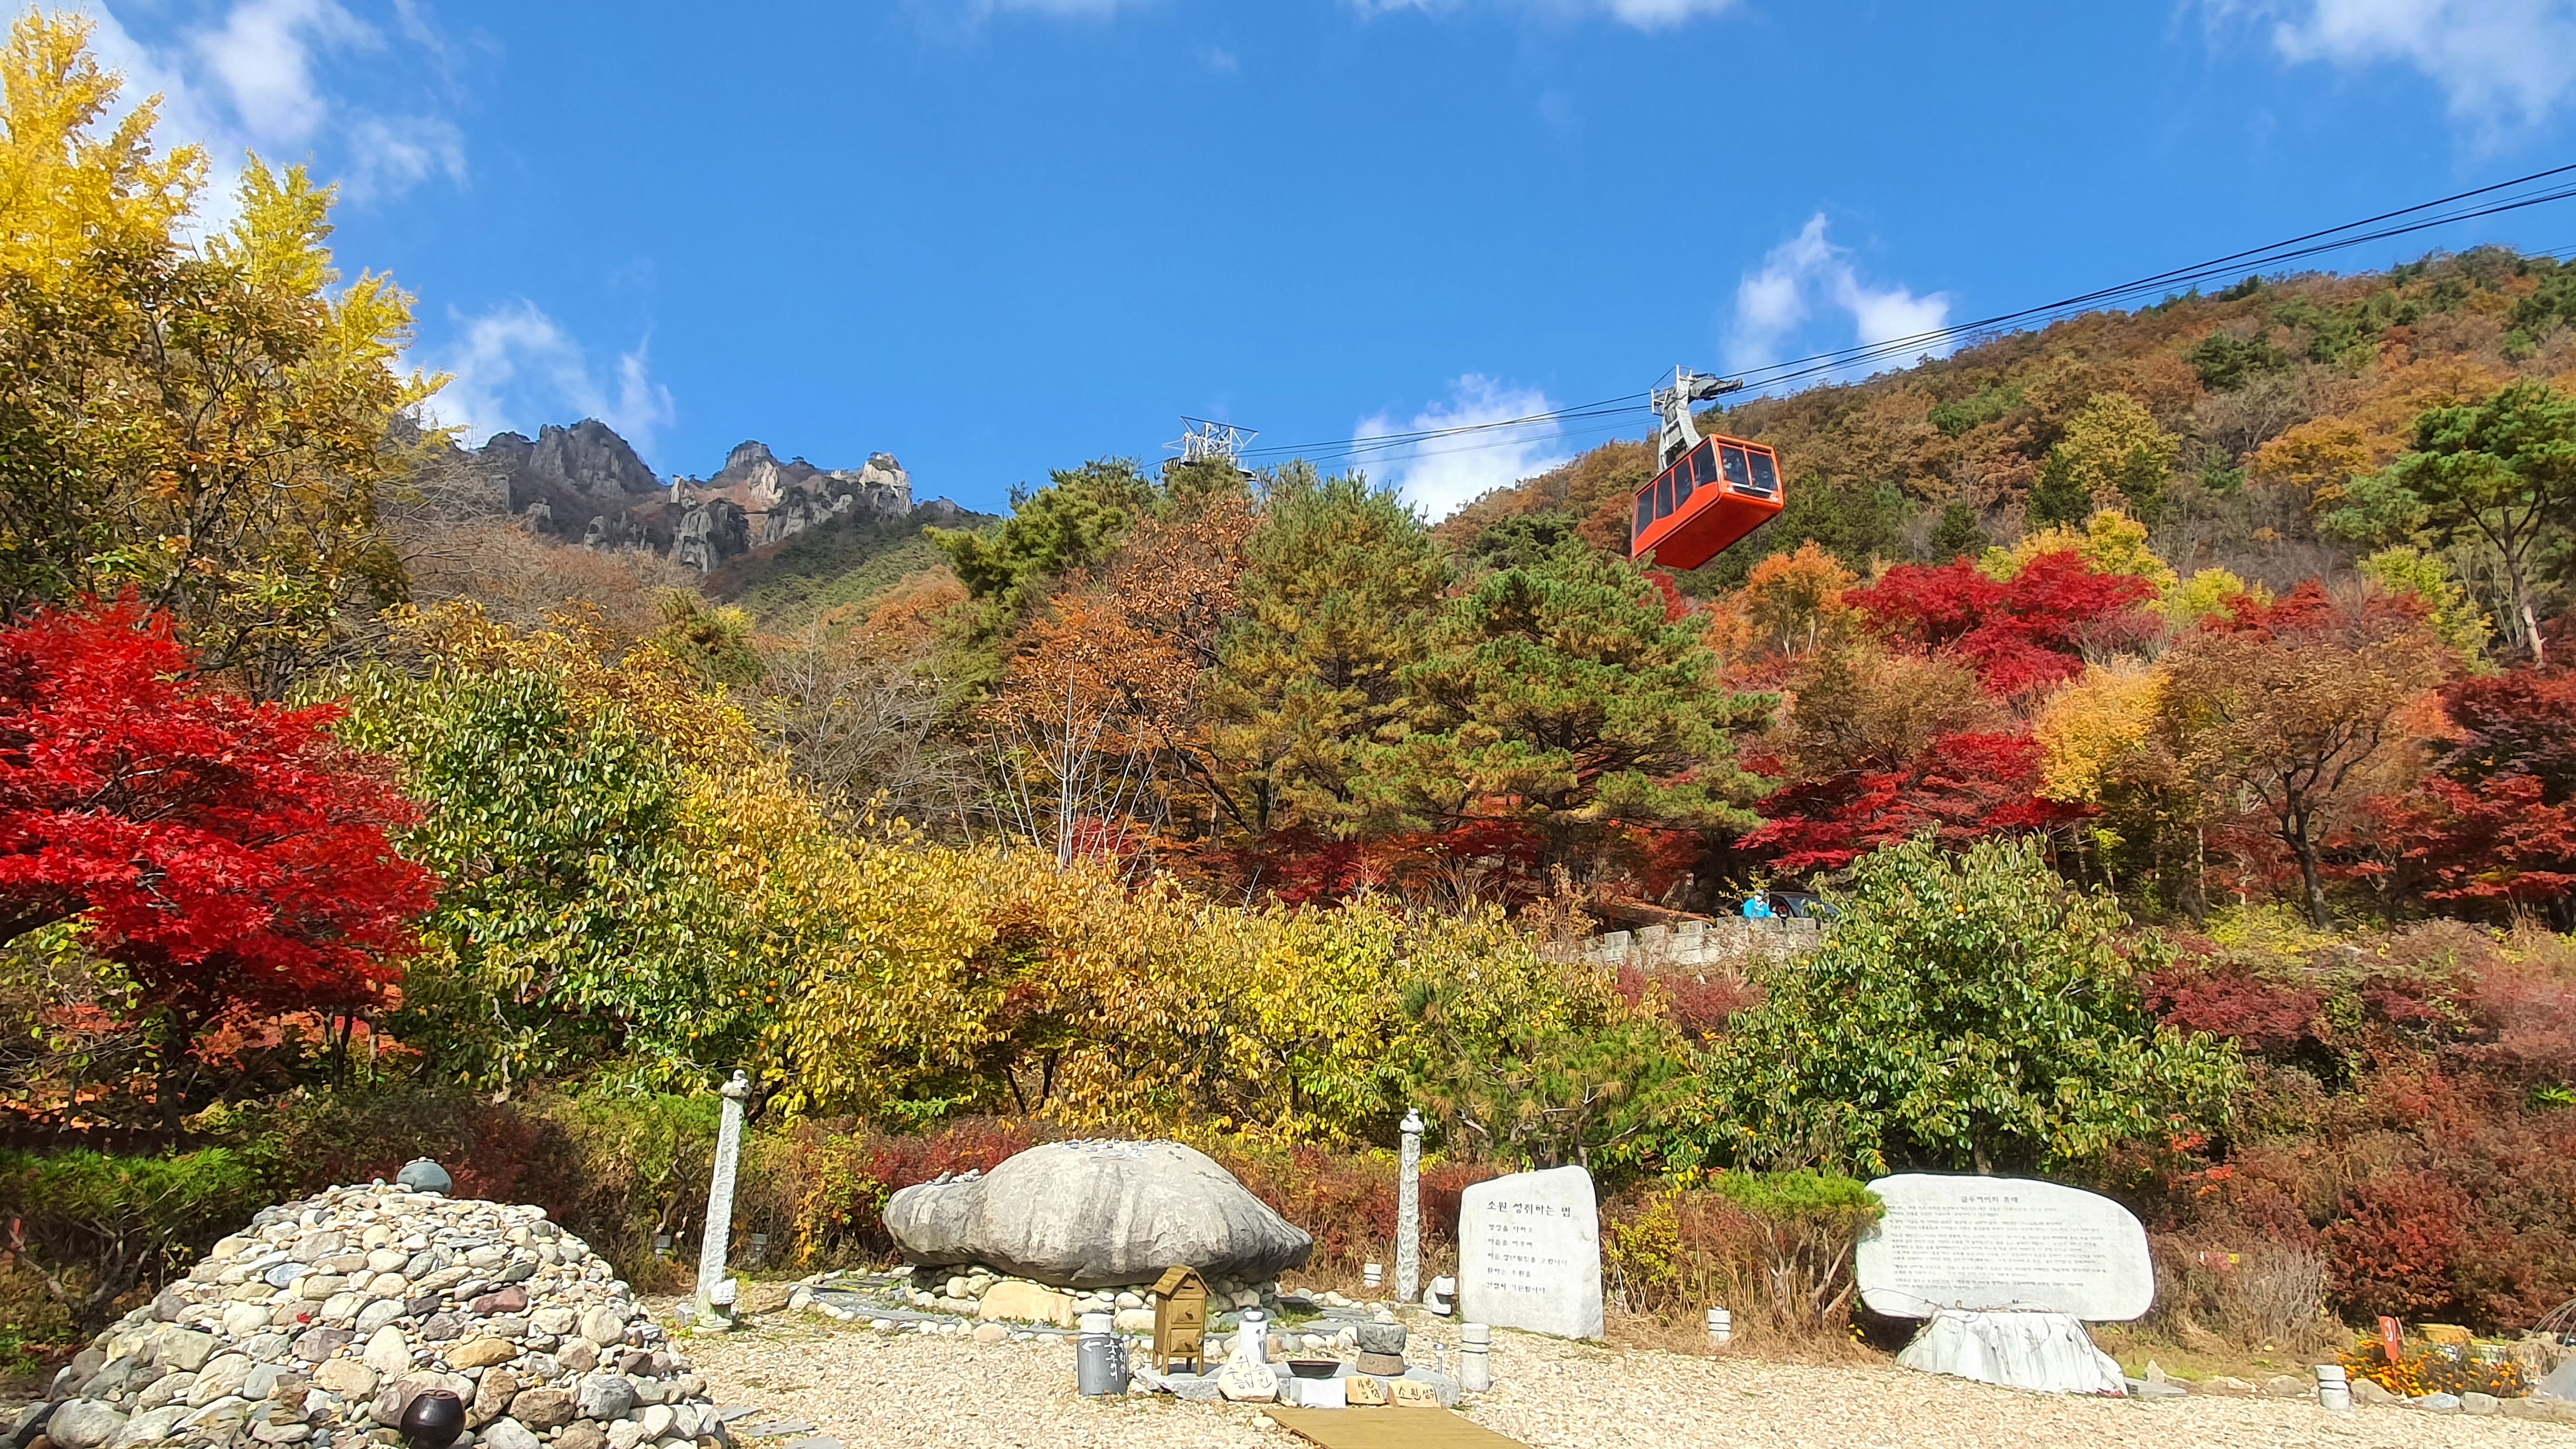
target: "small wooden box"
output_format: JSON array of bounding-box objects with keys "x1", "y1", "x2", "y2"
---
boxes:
[{"x1": 1149, "y1": 1265, "x2": 1210, "y2": 1372}]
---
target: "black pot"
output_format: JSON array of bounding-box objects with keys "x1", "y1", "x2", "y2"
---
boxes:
[{"x1": 400, "y1": 1390, "x2": 465, "y2": 1449}]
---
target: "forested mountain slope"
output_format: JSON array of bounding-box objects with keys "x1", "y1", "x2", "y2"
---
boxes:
[{"x1": 1452, "y1": 248, "x2": 2575, "y2": 656}]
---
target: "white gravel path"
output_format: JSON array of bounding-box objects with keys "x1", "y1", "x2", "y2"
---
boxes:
[{"x1": 683, "y1": 1310, "x2": 2576, "y2": 1449}]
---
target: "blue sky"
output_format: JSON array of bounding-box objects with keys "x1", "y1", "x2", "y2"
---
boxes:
[{"x1": 67, "y1": 0, "x2": 2576, "y2": 516}]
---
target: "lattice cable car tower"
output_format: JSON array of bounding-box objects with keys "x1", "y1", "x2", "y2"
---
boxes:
[
  {"x1": 1630, "y1": 365, "x2": 1786, "y2": 570},
  {"x1": 1168, "y1": 417, "x2": 1258, "y2": 471}
]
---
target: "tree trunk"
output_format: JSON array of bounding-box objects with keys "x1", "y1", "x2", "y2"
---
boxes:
[
  {"x1": 2288, "y1": 823, "x2": 2333, "y2": 930},
  {"x1": 2505, "y1": 548, "x2": 2547, "y2": 667},
  {"x1": 2182, "y1": 826, "x2": 2209, "y2": 927}
]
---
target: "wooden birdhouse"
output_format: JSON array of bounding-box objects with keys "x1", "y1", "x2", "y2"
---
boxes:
[{"x1": 1149, "y1": 1266, "x2": 1211, "y2": 1372}]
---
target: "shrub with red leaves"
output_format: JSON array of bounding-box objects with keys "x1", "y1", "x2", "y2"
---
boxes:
[
  {"x1": 1744, "y1": 729, "x2": 2084, "y2": 875},
  {"x1": 2144, "y1": 964, "x2": 2324, "y2": 1057},
  {"x1": 1846, "y1": 551, "x2": 2158, "y2": 697},
  {"x1": 1616, "y1": 963, "x2": 1762, "y2": 1038},
  {"x1": 0, "y1": 602, "x2": 436, "y2": 1063},
  {"x1": 2324, "y1": 1168, "x2": 2474, "y2": 1320},
  {"x1": 2378, "y1": 667, "x2": 2576, "y2": 926}
]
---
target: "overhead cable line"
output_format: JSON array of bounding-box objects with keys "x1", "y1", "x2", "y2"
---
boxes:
[
  {"x1": 1228, "y1": 160, "x2": 2576, "y2": 470},
  {"x1": 1731, "y1": 162, "x2": 2576, "y2": 392}
]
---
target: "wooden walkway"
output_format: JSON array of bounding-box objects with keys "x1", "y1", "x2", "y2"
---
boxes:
[{"x1": 1267, "y1": 1406, "x2": 1532, "y2": 1449}]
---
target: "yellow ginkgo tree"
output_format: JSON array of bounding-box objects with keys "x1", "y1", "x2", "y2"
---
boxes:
[{"x1": 0, "y1": 12, "x2": 442, "y2": 695}]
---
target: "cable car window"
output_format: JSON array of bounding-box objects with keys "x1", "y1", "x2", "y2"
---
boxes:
[
  {"x1": 1674, "y1": 461, "x2": 1694, "y2": 508},
  {"x1": 1747, "y1": 449, "x2": 1780, "y2": 494},
  {"x1": 1635, "y1": 491, "x2": 1652, "y2": 539},
  {"x1": 1655, "y1": 475, "x2": 1674, "y2": 519},
  {"x1": 1692, "y1": 442, "x2": 1720, "y2": 490},
  {"x1": 1720, "y1": 444, "x2": 1754, "y2": 489}
]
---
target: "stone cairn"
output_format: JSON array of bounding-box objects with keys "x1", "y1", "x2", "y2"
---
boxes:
[{"x1": 28, "y1": 1185, "x2": 726, "y2": 1449}]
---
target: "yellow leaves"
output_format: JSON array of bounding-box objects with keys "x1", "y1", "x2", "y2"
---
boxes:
[
  {"x1": 2357, "y1": 547, "x2": 2489, "y2": 664},
  {"x1": 2165, "y1": 567, "x2": 2262, "y2": 628},
  {"x1": 2251, "y1": 418, "x2": 2371, "y2": 504},
  {"x1": 2034, "y1": 661, "x2": 2162, "y2": 806},
  {"x1": 2252, "y1": 358, "x2": 2512, "y2": 506},
  {"x1": 396, "y1": 600, "x2": 763, "y2": 774},
  {"x1": 758, "y1": 841, "x2": 1623, "y2": 1149},
  {"x1": 1739, "y1": 541, "x2": 1856, "y2": 659},
  {"x1": 212, "y1": 156, "x2": 335, "y2": 297},
  {"x1": 2049, "y1": 392, "x2": 2179, "y2": 510},
  {"x1": 0, "y1": 11, "x2": 205, "y2": 272},
  {"x1": 1982, "y1": 510, "x2": 2175, "y2": 595}
]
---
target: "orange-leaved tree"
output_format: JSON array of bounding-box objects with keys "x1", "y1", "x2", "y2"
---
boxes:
[{"x1": 2156, "y1": 583, "x2": 2449, "y2": 928}]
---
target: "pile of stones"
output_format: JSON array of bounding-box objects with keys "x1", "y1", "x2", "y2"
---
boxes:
[{"x1": 25, "y1": 1185, "x2": 728, "y2": 1449}]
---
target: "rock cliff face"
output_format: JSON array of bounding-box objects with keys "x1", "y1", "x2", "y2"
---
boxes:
[
  {"x1": 485, "y1": 420, "x2": 661, "y2": 503},
  {"x1": 462, "y1": 421, "x2": 926, "y2": 574},
  {"x1": 671, "y1": 442, "x2": 915, "y2": 560}
]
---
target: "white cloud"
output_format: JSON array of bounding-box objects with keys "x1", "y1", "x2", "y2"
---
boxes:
[
  {"x1": 1351, "y1": 0, "x2": 1736, "y2": 29},
  {"x1": 428, "y1": 300, "x2": 678, "y2": 462},
  {"x1": 192, "y1": 0, "x2": 376, "y2": 145},
  {"x1": 1355, "y1": 375, "x2": 1573, "y2": 521},
  {"x1": 2244, "y1": 0, "x2": 2576, "y2": 131},
  {"x1": 342, "y1": 113, "x2": 467, "y2": 201},
  {"x1": 1724, "y1": 214, "x2": 1950, "y2": 372},
  {"x1": 70, "y1": 0, "x2": 463, "y2": 214}
]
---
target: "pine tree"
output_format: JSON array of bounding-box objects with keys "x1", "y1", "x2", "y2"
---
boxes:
[
  {"x1": 1187, "y1": 469, "x2": 1449, "y2": 842},
  {"x1": 1355, "y1": 537, "x2": 1771, "y2": 869}
]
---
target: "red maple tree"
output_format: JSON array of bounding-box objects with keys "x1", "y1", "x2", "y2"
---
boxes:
[
  {"x1": 0, "y1": 602, "x2": 437, "y2": 1086},
  {"x1": 1742, "y1": 730, "x2": 2083, "y2": 877},
  {"x1": 2359, "y1": 667, "x2": 2576, "y2": 925},
  {"x1": 1846, "y1": 551, "x2": 2159, "y2": 697}
]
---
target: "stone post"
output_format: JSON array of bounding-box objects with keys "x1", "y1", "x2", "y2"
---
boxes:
[
  {"x1": 1396, "y1": 1107, "x2": 1423, "y2": 1304},
  {"x1": 694, "y1": 1070, "x2": 752, "y2": 1319},
  {"x1": 1460, "y1": 1322, "x2": 1491, "y2": 1393}
]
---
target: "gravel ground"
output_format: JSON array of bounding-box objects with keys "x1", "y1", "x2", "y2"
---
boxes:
[{"x1": 680, "y1": 1309, "x2": 2576, "y2": 1449}]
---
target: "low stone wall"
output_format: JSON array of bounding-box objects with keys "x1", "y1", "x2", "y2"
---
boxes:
[{"x1": 1575, "y1": 916, "x2": 1822, "y2": 970}]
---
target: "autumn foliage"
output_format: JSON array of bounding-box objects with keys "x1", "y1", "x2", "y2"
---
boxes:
[{"x1": 0, "y1": 602, "x2": 433, "y2": 1036}]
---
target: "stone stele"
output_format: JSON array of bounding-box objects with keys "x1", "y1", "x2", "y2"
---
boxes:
[
  {"x1": 1855, "y1": 1173, "x2": 2154, "y2": 1321},
  {"x1": 881, "y1": 1140, "x2": 1311, "y2": 1289},
  {"x1": 1455, "y1": 1166, "x2": 1603, "y2": 1341}
]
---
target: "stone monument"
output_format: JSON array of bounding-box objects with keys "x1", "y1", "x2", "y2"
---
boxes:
[
  {"x1": 1455, "y1": 1165, "x2": 1603, "y2": 1340},
  {"x1": 1857, "y1": 1173, "x2": 2152, "y2": 1397},
  {"x1": 1396, "y1": 1108, "x2": 1423, "y2": 1304},
  {"x1": 1854, "y1": 1173, "x2": 2153, "y2": 1320},
  {"x1": 694, "y1": 1071, "x2": 752, "y2": 1319}
]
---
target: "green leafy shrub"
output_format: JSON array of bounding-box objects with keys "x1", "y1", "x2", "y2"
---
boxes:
[
  {"x1": 333, "y1": 664, "x2": 748, "y2": 1090},
  {"x1": 1683, "y1": 837, "x2": 2243, "y2": 1176},
  {"x1": 0, "y1": 1148, "x2": 264, "y2": 1336}
]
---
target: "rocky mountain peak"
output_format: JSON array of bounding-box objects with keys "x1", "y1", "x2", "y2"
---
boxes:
[
  {"x1": 469, "y1": 419, "x2": 930, "y2": 576},
  {"x1": 719, "y1": 439, "x2": 779, "y2": 480},
  {"x1": 484, "y1": 419, "x2": 661, "y2": 502}
]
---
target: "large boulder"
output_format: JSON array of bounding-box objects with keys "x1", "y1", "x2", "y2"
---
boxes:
[{"x1": 883, "y1": 1140, "x2": 1311, "y2": 1289}]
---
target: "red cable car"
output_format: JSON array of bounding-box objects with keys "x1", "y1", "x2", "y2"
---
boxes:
[{"x1": 1628, "y1": 368, "x2": 1784, "y2": 570}]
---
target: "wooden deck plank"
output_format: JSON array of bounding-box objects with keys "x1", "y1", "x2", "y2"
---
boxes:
[{"x1": 1266, "y1": 1406, "x2": 1532, "y2": 1449}]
